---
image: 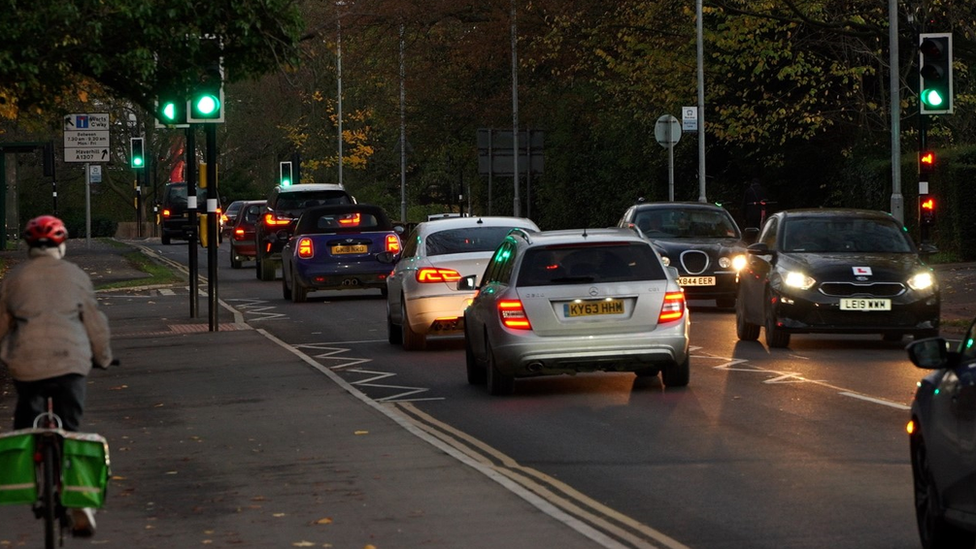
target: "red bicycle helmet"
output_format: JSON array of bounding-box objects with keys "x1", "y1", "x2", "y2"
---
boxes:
[{"x1": 23, "y1": 215, "x2": 68, "y2": 247}]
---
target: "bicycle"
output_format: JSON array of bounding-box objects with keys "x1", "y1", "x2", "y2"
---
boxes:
[{"x1": 0, "y1": 361, "x2": 115, "y2": 549}]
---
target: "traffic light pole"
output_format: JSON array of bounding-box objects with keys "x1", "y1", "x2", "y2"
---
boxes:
[
  {"x1": 186, "y1": 127, "x2": 199, "y2": 318},
  {"x1": 919, "y1": 111, "x2": 930, "y2": 245},
  {"x1": 206, "y1": 123, "x2": 219, "y2": 332}
]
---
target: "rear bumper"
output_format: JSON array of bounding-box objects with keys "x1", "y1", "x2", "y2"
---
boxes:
[{"x1": 294, "y1": 262, "x2": 391, "y2": 291}]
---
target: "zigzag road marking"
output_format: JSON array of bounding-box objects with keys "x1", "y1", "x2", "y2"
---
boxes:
[
  {"x1": 293, "y1": 342, "x2": 439, "y2": 402},
  {"x1": 223, "y1": 298, "x2": 287, "y2": 322},
  {"x1": 344, "y1": 368, "x2": 441, "y2": 403},
  {"x1": 294, "y1": 343, "x2": 372, "y2": 370}
]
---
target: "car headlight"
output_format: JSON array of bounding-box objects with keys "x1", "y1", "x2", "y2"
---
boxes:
[
  {"x1": 783, "y1": 270, "x2": 816, "y2": 290},
  {"x1": 659, "y1": 255, "x2": 670, "y2": 267},
  {"x1": 907, "y1": 271, "x2": 935, "y2": 291},
  {"x1": 719, "y1": 257, "x2": 731, "y2": 269},
  {"x1": 731, "y1": 254, "x2": 747, "y2": 272}
]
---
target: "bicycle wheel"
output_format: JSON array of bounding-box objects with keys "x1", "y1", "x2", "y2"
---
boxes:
[{"x1": 41, "y1": 439, "x2": 57, "y2": 549}]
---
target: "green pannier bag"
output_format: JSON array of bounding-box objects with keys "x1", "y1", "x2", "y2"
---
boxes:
[
  {"x1": 0, "y1": 430, "x2": 38, "y2": 505},
  {"x1": 60, "y1": 432, "x2": 110, "y2": 509}
]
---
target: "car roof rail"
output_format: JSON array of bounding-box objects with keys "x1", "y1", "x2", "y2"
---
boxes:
[{"x1": 507, "y1": 227, "x2": 533, "y2": 244}]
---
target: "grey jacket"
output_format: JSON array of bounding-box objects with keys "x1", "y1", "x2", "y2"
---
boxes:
[{"x1": 0, "y1": 254, "x2": 113, "y2": 381}]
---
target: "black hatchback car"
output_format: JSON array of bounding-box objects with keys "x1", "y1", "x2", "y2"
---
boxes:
[
  {"x1": 736, "y1": 208, "x2": 940, "y2": 348},
  {"x1": 617, "y1": 201, "x2": 749, "y2": 308}
]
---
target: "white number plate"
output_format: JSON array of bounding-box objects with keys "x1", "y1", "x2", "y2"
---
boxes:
[
  {"x1": 678, "y1": 276, "x2": 716, "y2": 286},
  {"x1": 839, "y1": 298, "x2": 891, "y2": 311}
]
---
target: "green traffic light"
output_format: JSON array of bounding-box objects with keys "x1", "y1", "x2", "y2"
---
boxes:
[
  {"x1": 195, "y1": 94, "x2": 220, "y2": 116},
  {"x1": 133, "y1": 157, "x2": 144, "y2": 167},
  {"x1": 281, "y1": 178, "x2": 291, "y2": 186},
  {"x1": 922, "y1": 88, "x2": 945, "y2": 108},
  {"x1": 161, "y1": 102, "x2": 177, "y2": 121}
]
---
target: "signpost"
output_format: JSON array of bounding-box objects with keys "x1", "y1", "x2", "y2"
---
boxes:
[
  {"x1": 655, "y1": 115, "x2": 681, "y2": 201},
  {"x1": 63, "y1": 113, "x2": 110, "y2": 163}
]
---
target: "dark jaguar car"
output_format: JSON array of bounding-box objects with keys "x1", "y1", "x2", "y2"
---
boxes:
[
  {"x1": 617, "y1": 201, "x2": 749, "y2": 308},
  {"x1": 736, "y1": 208, "x2": 940, "y2": 348}
]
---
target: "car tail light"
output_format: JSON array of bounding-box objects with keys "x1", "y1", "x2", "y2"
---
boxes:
[
  {"x1": 264, "y1": 213, "x2": 291, "y2": 227},
  {"x1": 338, "y1": 213, "x2": 361, "y2": 226},
  {"x1": 417, "y1": 268, "x2": 462, "y2": 283},
  {"x1": 498, "y1": 300, "x2": 531, "y2": 330},
  {"x1": 386, "y1": 234, "x2": 401, "y2": 253},
  {"x1": 162, "y1": 209, "x2": 172, "y2": 219},
  {"x1": 234, "y1": 228, "x2": 245, "y2": 240},
  {"x1": 298, "y1": 237, "x2": 314, "y2": 259},
  {"x1": 658, "y1": 291, "x2": 686, "y2": 323}
]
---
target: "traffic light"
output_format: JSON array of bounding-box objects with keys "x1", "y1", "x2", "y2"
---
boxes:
[
  {"x1": 919, "y1": 195, "x2": 936, "y2": 226},
  {"x1": 919, "y1": 151, "x2": 936, "y2": 175},
  {"x1": 155, "y1": 87, "x2": 187, "y2": 126},
  {"x1": 188, "y1": 58, "x2": 224, "y2": 123},
  {"x1": 919, "y1": 33, "x2": 953, "y2": 115},
  {"x1": 279, "y1": 161, "x2": 293, "y2": 186},
  {"x1": 130, "y1": 137, "x2": 145, "y2": 169}
]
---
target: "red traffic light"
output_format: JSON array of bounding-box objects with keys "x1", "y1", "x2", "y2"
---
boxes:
[
  {"x1": 920, "y1": 151, "x2": 936, "y2": 175},
  {"x1": 921, "y1": 197, "x2": 935, "y2": 211}
]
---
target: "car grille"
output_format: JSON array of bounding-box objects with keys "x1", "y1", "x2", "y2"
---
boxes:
[
  {"x1": 819, "y1": 282, "x2": 905, "y2": 297},
  {"x1": 680, "y1": 250, "x2": 709, "y2": 275}
]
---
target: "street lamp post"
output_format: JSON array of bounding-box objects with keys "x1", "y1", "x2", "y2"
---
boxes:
[{"x1": 336, "y1": 6, "x2": 344, "y2": 187}]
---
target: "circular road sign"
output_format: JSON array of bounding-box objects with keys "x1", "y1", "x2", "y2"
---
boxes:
[{"x1": 655, "y1": 115, "x2": 681, "y2": 147}]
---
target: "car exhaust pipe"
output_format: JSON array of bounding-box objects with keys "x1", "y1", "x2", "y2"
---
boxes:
[
  {"x1": 526, "y1": 361, "x2": 544, "y2": 373},
  {"x1": 341, "y1": 279, "x2": 360, "y2": 286}
]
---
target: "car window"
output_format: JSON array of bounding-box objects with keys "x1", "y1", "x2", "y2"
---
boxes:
[
  {"x1": 517, "y1": 243, "x2": 665, "y2": 286},
  {"x1": 483, "y1": 240, "x2": 517, "y2": 285},
  {"x1": 783, "y1": 217, "x2": 913, "y2": 253},
  {"x1": 425, "y1": 227, "x2": 522, "y2": 256},
  {"x1": 400, "y1": 230, "x2": 420, "y2": 258},
  {"x1": 243, "y1": 204, "x2": 262, "y2": 223},
  {"x1": 760, "y1": 217, "x2": 779, "y2": 248},
  {"x1": 296, "y1": 208, "x2": 391, "y2": 234},
  {"x1": 634, "y1": 208, "x2": 738, "y2": 238},
  {"x1": 276, "y1": 190, "x2": 353, "y2": 210}
]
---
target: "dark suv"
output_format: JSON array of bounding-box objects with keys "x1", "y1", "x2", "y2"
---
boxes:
[
  {"x1": 160, "y1": 182, "x2": 216, "y2": 245},
  {"x1": 254, "y1": 183, "x2": 355, "y2": 280}
]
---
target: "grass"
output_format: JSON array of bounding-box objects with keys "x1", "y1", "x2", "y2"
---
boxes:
[{"x1": 94, "y1": 250, "x2": 185, "y2": 291}]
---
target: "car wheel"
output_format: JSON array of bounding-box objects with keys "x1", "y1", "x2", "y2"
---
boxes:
[
  {"x1": 485, "y1": 341, "x2": 514, "y2": 396},
  {"x1": 281, "y1": 272, "x2": 292, "y2": 300},
  {"x1": 387, "y1": 306, "x2": 403, "y2": 345},
  {"x1": 736, "y1": 294, "x2": 761, "y2": 341},
  {"x1": 764, "y1": 293, "x2": 791, "y2": 348},
  {"x1": 401, "y1": 299, "x2": 426, "y2": 351},
  {"x1": 716, "y1": 298, "x2": 736, "y2": 309},
  {"x1": 465, "y1": 330, "x2": 486, "y2": 385},
  {"x1": 291, "y1": 275, "x2": 308, "y2": 303},
  {"x1": 259, "y1": 257, "x2": 277, "y2": 281},
  {"x1": 161, "y1": 233, "x2": 171, "y2": 245},
  {"x1": 255, "y1": 256, "x2": 263, "y2": 279},
  {"x1": 912, "y1": 431, "x2": 976, "y2": 549},
  {"x1": 661, "y1": 356, "x2": 690, "y2": 387},
  {"x1": 380, "y1": 286, "x2": 388, "y2": 298},
  {"x1": 230, "y1": 249, "x2": 242, "y2": 269}
]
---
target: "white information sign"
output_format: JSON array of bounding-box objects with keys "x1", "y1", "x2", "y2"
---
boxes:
[
  {"x1": 682, "y1": 106, "x2": 698, "y2": 131},
  {"x1": 89, "y1": 165, "x2": 102, "y2": 183},
  {"x1": 64, "y1": 113, "x2": 110, "y2": 163}
]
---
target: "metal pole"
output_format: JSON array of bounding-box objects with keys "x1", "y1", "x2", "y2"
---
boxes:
[
  {"x1": 488, "y1": 130, "x2": 493, "y2": 215},
  {"x1": 336, "y1": 10, "x2": 344, "y2": 187},
  {"x1": 206, "y1": 123, "x2": 219, "y2": 331},
  {"x1": 526, "y1": 130, "x2": 531, "y2": 219},
  {"x1": 399, "y1": 22, "x2": 407, "y2": 222},
  {"x1": 85, "y1": 163, "x2": 91, "y2": 249},
  {"x1": 696, "y1": 0, "x2": 707, "y2": 203},
  {"x1": 888, "y1": 0, "x2": 904, "y2": 223},
  {"x1": 186, "y1": 127, "x2": 199, "y2": 319},
  {"x1": 511, "y1": 0, "x2": 521, "y2": 217}
]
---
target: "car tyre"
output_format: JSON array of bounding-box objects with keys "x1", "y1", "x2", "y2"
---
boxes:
[
  {"x1": 161, "y1": 233, "x2": 171, "y2": 245},
  {"x1": 291, "y1": 275, "x2": 308, "y2": 303},
  {"x1": 912, "y1": 431, "x2": 976, "y2": 549},
  {"x1": 387, "y1": 306, "x2": 403, "y2": 345},
  {"x1": 282, "y1": 272, "x2": 292, "y2": 300},
  {"x1": 485, "y1": 342, "x2": 514, "y2": 396},
  {"x1": 465, "y1": 331, "x2": 486, "y2": 385},
  {"x1": 230, "y1": 249, "x2": 242, "y2": 269},
  {"x1": 401, "y1": 300, "x2": 426, "y2": 351},
  {"x1": 764, "y1": 294, "x2": 791, "y2": 348},
  {"x1": 736, "y1": 294, "x2": 761, "y2": 341},
  {"x1": 259, "y1": 257, "x2": 277, "y2": 281},
  {"x1": 661, "y1": 356, "x2": 690, "y2": 387}
]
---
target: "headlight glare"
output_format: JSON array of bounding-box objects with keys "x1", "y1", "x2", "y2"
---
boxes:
[
  {"x1": 731, "y1": 254, "x2": 748, "y2": 271},
  {"x1": 783, "y1": 271, "x2": 816, "y2": 290},
  {"x1": 908, "y1": 272, "x2": 934, "y2": 291}
]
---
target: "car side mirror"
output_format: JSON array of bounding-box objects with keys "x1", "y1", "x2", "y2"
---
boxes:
[
  {"x1": 742, "y1": 227, "x2": 760, "y2": 245},
  {"x1": 376, "y1": 251, "x2": 399, "y2": 264},
  {"x1": 747, "y1": 242, "x2": 772, "y2": 255},
  {"x1": 906, "y1": 337, "x2": 953, "y2": 370},
  {"x1": 918, "y1": 243, "x2": 938, "y2": 256},
  {"x1": 457, "y1": 274, "x2": 478, "y2": 291}
]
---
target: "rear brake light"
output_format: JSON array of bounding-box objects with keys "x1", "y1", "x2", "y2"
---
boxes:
[
  {"x1": 338, "y1": 213, "x2": 361, "y2": 226},
  {"x1": 386, "y1": 234, "x2": 401, "y2": 253},
  {"x1": 658, "y1": 291, "x2": 686, "y2": 323},
  {"x1": 499, "y1": 299, "x2": 531, "y2": 330},
  {"x1": 233, "y1": 228, "x2": 245, "y2": 240},
  {"x1": 162, "y1": 209, "x2": 172, "y2": 218},
  {"x1": 417, "y1": 268, "x2": 461, "y2": 283},
  {"x1": 264, "y1": 213, "x2": 291, "y2": 226},
  {"x1": 298, "y1": 237, "x2": 314, "y2": 259}
]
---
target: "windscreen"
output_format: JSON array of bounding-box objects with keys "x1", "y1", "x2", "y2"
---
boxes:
[
  {"x1": 296, "y1": 208, "x2": 391, "y2": 234},
  {"x1": 635, "y1": 208, "x2": 739, "y2": 238},
  {"x1": 783, "y1": 217, "x2": 913, "y2": 253},
  {"x1": 277, "y1": 191, "x2": 353, "y2": 211},
  {"x1": 517, "y1": 243, "x2": 667, "y2": 286},
  {"x1": 425, "y1": 226, "x2": 520, "y2": 256}
]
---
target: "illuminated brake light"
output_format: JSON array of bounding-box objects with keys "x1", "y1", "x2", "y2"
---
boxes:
[
  {"x1": 417, "y1": 268, "x2": 461, "y2": 283},
  {"x1": 162, "y1": 209, "x2": 172, "y2": 218},
  {"x1": 658, "y1": 291, "x2": 686, "y2": 323},
  {"x1": 386, "y1": 234, "x2": 401, "y2": 253},
  {"x1": 234, "y1": 228, "x2": 245, "y2": 240},
  {"x1": 264, "y1": 213, "x2": 291, "y2": 226},
  {"x1": 499, "y1": 300, "x2": 531, "y2": 330},
  {"x1": 338, "y1": 213, "x2": 361, "y2": 226},
  {"x1": 298, "y1": 237, "x2": 314, "y2": 259}
]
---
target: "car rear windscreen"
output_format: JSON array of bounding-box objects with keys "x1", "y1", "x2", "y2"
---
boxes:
[
  {"x1": 277, "y1": 191, "x2": 353, "y2": 210},
  {"x1": 426, "y1": 227, "x2": 520, "y2": 256},
  {"x1": 296, "y1": 208, "x2": 392, "y2": 234},
  {"x1": 517, "y1": 243, "x2": 666, "y2": 286}
]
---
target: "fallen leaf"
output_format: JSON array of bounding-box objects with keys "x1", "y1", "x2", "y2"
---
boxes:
[
  {"x1": 354, "y1": 430, "x2": 369, "y2": 435},
  {"x1": 108, "y1": 385, "x2": 128, "y2": 390},
  {"x1": 314, "y1": 517, "x2": 333, "y2": 525},
  {"x1": 291, "y1": 542, "x2": 315, "y2": 547},
  {"x1": 273, "y1": 513, "x2": 286, "y2": 517}
]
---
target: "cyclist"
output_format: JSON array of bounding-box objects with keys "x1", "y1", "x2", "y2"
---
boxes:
[{"x1": 0, "y1": 215, "x2": 113, "y2": 537}]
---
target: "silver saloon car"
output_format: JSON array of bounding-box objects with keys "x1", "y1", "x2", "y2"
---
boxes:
[
  {"x1": 463, "y1": 227, "x2": 690, "y2": 395},
  {"x1": 386, "y1": 216, "x2": 540, "y2": 350}
]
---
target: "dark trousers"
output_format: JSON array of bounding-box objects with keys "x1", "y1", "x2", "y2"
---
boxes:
[{"x1": 13, "y1": 374, "x2": 86, "y2": 431}]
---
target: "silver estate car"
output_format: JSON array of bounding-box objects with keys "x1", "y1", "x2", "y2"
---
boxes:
[
  {"x1": 385, "y1": 216, "x2": 540, "y2": 350},
  {"x1": 462, "y1": 227, "x2": 690, "y2": 395}
]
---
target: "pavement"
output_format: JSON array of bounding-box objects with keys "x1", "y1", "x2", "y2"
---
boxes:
[
  {"x1": 1, "y1": 238, "x2": 974, "y2": 547},
  {"x1": 0, "y1": 239, "x2": 606, "y2": 548}
]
